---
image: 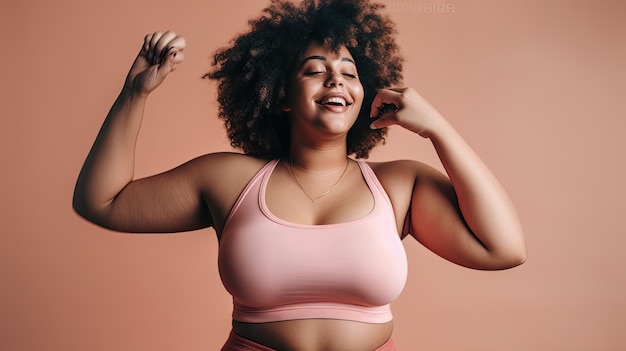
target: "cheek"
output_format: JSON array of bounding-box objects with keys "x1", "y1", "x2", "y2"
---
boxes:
[
  {"x1": 292, "y1": 82, "x2": 315, "y2": 101},
  {"x1": 352, "y1": 83, "x2": 365, "y2": 105}
]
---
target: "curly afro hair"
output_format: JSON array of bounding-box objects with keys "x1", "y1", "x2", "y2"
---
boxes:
[{"x1": 205, "y1": 0, "x2": 403, "y2": 159}]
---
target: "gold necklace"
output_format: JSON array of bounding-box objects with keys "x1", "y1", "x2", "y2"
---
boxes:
[{"x1": 288, "y1": 157, "x2": 350, "y2": 203}]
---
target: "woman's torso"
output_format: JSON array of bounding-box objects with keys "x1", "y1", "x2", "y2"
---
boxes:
[{"x1": 201, "y1": 154, "x2": 413, "y2": 350}]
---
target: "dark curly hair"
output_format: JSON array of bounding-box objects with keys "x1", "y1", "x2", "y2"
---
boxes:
[{"x1": 205, "y1": 0, "x2": 403, "y2": 159}]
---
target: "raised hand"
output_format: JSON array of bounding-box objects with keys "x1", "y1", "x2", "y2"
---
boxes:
[
  {"x1": 369, "y1": 87, "x2": 442, "y2": 138},
  {"x1": 123, "y1": 31, "x2": 186, "y2": 96}
]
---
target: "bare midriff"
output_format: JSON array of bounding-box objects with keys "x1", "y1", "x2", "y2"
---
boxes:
[{"x1": 232, "y1": 319, "x2": 393, "y2": 351}]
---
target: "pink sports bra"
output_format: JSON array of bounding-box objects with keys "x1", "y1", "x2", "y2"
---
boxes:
[{"x1": 218, "y1": 159, "x2": 408, "y2": 324}]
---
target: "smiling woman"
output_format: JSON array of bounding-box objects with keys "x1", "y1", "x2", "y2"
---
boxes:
[
  {"x1": 72, "y1": 0, "x2": 526, "y2": 350},
  {"x1": 205, "y1": 0, "x2": 403, "y2": 159},
  {"x1": 285, "y1": 43, "x2": 364, "y2": 138}
]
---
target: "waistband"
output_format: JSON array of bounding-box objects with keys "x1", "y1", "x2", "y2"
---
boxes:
[{"x1": 220, "y1": 330, "x2": 396, "y2": 351}]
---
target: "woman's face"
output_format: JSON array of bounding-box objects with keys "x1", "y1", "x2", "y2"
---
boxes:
[{"x1": 284, "y1": 41, "x2": 364, "y2": 139}]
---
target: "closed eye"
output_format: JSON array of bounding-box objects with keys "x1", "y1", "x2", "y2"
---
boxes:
[{"x1": 342, "y1": 73, "x2": 357, "y2": 79}]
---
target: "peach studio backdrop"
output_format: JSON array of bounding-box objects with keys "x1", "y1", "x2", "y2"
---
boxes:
[{"x1": 1, "y1": 0, "x2": 625, "y2": 350}]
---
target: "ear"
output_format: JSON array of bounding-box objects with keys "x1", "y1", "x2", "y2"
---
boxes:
[
  {"x1": 278, "y1": 87, "x2": 291, "y2": 112},
  {"x1": 279, "y1": 97, "x2": 292, "y2": 112}
]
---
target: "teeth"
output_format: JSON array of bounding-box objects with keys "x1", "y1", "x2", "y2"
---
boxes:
[{"x1": 319, "y1": 97, "x2": 347, "y2": 106}]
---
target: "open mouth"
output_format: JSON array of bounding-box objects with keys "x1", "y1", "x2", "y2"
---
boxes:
[{"x1": 316, "y1": 96, "x2": 352, "y2": 107}]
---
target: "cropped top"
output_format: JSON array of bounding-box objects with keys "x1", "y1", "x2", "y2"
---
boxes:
[{"x1": 218, "y1": 159, "x2": 408, "y2": 324}]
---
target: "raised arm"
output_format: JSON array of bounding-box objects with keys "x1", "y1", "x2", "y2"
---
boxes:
[
  {"x1": 73, "y1": 31, "x2": 212, "y2": 233},
  {"x1": 370, "y1": 88, "x2": 527, "y2": 270}
]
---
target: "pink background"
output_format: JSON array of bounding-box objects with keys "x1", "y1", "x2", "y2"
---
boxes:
[{"x1": 1, "y1": 0, "x2": 625, "y2": 349}]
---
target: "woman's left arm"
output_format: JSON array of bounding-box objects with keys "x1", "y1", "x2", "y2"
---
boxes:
[{"x1": 370, "y1": 88, "x2": 527, "y2": 270}]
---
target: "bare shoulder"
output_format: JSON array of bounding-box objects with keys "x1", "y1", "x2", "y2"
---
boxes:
[
  {"x1": 192, "y1": 152, "x2": 269, "y2": 180},
  {"x1": 190, "y1": 152, "x2": 271, "y2": 233},
  {"x1": 367, "y1": 159, "x2": 445, "y2": 185},
  {"x1": 190, "y1": 151, "x2": 270, "y2": 198},
  {"x1": 367, "y1": 159, "x2": 450, "y2": 206}
]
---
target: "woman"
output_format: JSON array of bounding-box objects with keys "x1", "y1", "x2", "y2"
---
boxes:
[{"x1": 73, "y1": 0, "x2": 526, "y2": 350}]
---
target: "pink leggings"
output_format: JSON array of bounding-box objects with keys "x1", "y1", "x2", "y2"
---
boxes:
[{"x1": 220, "y1": 330, "x2": 396, "y2": 351}]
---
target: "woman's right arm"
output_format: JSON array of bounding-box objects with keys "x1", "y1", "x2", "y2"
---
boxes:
[{"x1": 73, "y1": 31, "x2": 212, "y2": 233}]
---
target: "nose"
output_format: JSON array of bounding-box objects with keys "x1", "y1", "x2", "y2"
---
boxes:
[{"x1": 324, "y1": 71, "x2": 344, "y2": 88}]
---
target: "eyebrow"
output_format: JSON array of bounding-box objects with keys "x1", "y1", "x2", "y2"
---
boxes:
[{"x1": 300, "y1": 55, "x2": 356, "y2": 66}]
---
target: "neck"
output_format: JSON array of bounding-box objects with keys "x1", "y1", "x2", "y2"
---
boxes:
[
  {"x1": 287, "y1": 143, "x2": 351, "y2": 204},
  {"x1": 288, "y1": 143, "x2": 349, "y2": 172},
  {"x1": 287, "y1": 120, "x2": 352, "y2": 170}
]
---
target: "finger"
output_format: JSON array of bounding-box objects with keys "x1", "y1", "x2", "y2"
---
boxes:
[
  {"x1": 166, "y1": 35, "x2": 186, "y2": 51},
  {"x1": 369, "y1": 88, "x2": 402, "y2": 117},
  {"x1": 165, "y1": 46, "x2": 185, "y2": 70},
  {"x1": 154, "y1": 31, "x2": 178, "y2": 63},
  {"x1": 141, "y1": 33, "x2": 154, "y2": 56},
  {"x1": 155, "y1": 46, "x2": 184, "y2": 78},
  {"x1": 160, "y1": 35, "x2": 186, "y2": 64},
  {"x1": 148, "y1": 31, "x2": 163, "y2": 64},
  {"x1": 370, "y1": 110, "x2": 399, "y2": 129}
]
